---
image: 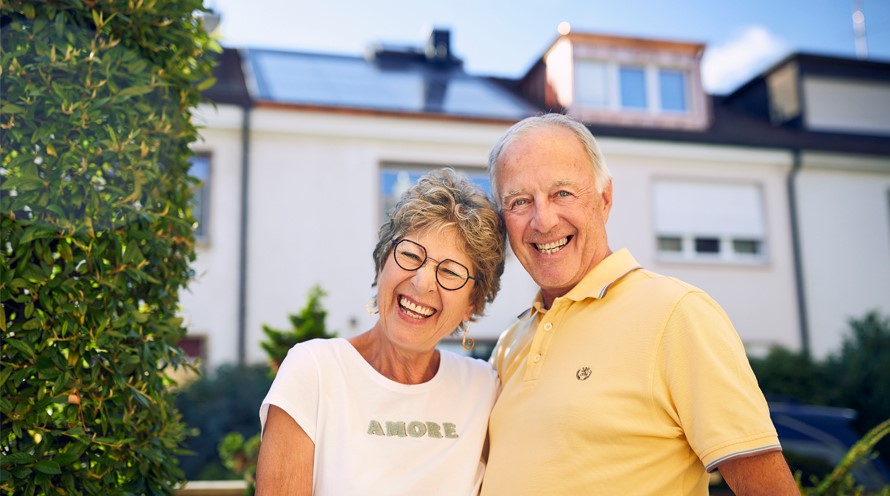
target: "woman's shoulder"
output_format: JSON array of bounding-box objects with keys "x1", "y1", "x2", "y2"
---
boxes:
[
  {"x1": 282, "y1": 337, "x2": 350, "y2": 363},
  {"x1": 440, "y1": 350, "x2": 498, "y2": 383}
]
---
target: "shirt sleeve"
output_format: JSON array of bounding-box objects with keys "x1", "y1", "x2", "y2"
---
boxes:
[
  {"x1": 258, "y1": 341, "x2": 322, "y2": 443},
  {"x1": 657, "y1": 291, "x2": 781, "y2": 471}
]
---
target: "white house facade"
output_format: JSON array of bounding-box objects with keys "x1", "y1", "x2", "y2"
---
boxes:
[{"x1": 183, "y1": 29, "x2": 890, "y2": 370}]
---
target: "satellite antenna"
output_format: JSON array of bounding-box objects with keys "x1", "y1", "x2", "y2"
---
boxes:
[{"x1": 852, "y1": 0, "x2": 868, "y2": 59}]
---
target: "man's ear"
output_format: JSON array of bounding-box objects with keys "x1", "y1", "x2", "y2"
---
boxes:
[{"x1": 601, "y1": 180, "x2": 613, "y2": 217}]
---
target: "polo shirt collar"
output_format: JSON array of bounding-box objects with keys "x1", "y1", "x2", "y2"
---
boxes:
[
  {"x1": 519, "y1": 248, "x2": 642, "y2": 320},
  {"x1": 564, "y1": 248, "x2": 641, "y2": 302}
]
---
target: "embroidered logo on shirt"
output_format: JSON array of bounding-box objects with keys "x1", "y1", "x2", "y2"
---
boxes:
[
  {"x1": 576, "y1": 367, "x2": 592, "y2": 381},
  {"x1": 367, "y1": 420, "x2": 459, "y2": 439}
]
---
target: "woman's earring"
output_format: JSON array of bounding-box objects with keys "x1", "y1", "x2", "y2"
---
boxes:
[
  {"x1": 365, "y1": 299, "x2": 379, "y2": 315},
  {"x1": 461, "y1": 322, "x2": 475, "y2": 352}
]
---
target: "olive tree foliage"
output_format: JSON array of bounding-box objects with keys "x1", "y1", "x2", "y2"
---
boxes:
[{"x1": 0, "y1": 1, "x2": 218, "y2": 494}]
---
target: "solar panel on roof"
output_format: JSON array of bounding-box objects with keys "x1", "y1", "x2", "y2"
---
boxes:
[{"x1": 245, "y1": 48, "x2": 535, "y2": 119}]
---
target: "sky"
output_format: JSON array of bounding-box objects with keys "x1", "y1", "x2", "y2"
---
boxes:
[{"x1": 206, "y1": 0, "x2": 890, "y2": 95}]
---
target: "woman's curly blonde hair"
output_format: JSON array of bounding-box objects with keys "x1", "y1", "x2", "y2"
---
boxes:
[{"x1": 372, "y1": 168, "x2": 506, "y2": 320}]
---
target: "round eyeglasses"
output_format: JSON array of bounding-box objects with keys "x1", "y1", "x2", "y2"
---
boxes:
[{"x1": 391, "y1": 238, "x2": 479, "y2": 291}]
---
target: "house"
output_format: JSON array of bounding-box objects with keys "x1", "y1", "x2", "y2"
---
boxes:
[{"x1": 183, "y1": 28, "x2": 890, "y2": 370}]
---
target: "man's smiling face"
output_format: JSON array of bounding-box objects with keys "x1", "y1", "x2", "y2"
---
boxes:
[{"x1": 496, "y1": 126, "x2": 613, "y2": 308}]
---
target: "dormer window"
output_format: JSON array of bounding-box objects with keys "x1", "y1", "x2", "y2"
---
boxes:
[
  {"x1": 575, "y1": 60, "x2": 691, "y2": 114},
  {"x1": 659, "y1": 69, "x2": 688, "y2": 112},
  {"x1": 619, "y1": 66, "x2": 647, "y2": 109},
  {"x1": 530, "y1": 32, "x2": 708, "y2": 130}
]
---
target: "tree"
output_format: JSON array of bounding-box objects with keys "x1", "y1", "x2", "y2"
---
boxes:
[
  {"x1": 825, "y1": 312, "x2": 890, "y2": 441},
  {"x1": 260, "y1": 285, "x2": 337, "y2": 372},
  {"x1": 217, "y1": 286, "x2": 337, "y2": 494},
  {"x1": 0, "y1": 1, "x2": 218, "y2": 493},
  {"x1": 824, "y1": 311, "x2": 890, "y2": 472},
  {"x1": 749, "y1": 311, "x2": 890, "y2": 491}
]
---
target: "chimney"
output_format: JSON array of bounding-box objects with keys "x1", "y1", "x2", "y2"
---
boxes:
[{"x1": 426, "y1": 28, "x2": 452, "y2": 65}]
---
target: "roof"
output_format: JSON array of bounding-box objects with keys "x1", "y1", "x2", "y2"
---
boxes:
[
  {"x1": 200, "y1": 35, "x2": 890, "y2": 157},
  {"x1": 237, "y1": 46, "x2": 538, "y2": 121},
  {"x1": 587, "y1": 52, "x2": 890, "y2": 157}
]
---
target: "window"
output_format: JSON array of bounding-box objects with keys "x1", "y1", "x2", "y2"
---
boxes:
[
  {"x1": 653, "y1": 180, "x2": 767, "y2": 263},
  {"x1": 575, "y1": 61, "x2": 610, "y2": 109},
  {"x1": 189, "y1": 155, "x2": 210, "y2": 239},
  {"x1": 694, "y1": 237, "x2": 720, "y2": 254},
  {"x1": 380, "y1": 165, "x2": 490, "y2": 223},
  {"x1": 178, "y1": 335, "x2": 207, "y2": 363},
  {"x1": 619, "y1": 66, "x2": 647, "y2": 109},
  {"x1": 659, "y1": 70, "x2": 687, "y2": 112},
  {"x1": 575, "y1": 60, "x2": 690, "y2": 114}
]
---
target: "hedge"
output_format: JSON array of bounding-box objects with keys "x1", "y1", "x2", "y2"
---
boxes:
[{"x1": 0, "y1": 1, "x2": 218, "y2": 493}]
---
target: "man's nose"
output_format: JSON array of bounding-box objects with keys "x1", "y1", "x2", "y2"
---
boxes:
[{"x1": 530, "y1": 200, "x2": 558, "y2": 233}]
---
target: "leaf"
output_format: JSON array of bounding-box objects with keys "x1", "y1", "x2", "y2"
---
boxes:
[
  {"x1": 52, "y1": 451, "x2": 81, "y2": 467},
  {"x1": 196, "y1": 76, "x2": 217, "y2": 91},
  {"x1": 116, "y1": 85, "x2": 155, "y2": 98},
  {"x1": 2, "y1": 452, "x2": 36, "y2": 464},
  {"x1": 19, "y1": 226, "x2": 55, "y2": 244},
  {"x1": 33, "y1": 461, "x2": 61, "y2": 475},
  {"x1": 121, "y1": 239, "x2": 144, "y2": 265},
  {"x1": 0, "y1": 366, "x2": 12, "y2": 387},
  {"x1": 0, "y1": 103, "x2": 27, "y2": 114},
  {"x1": 7, "y1": 338, "x2": 36, "y2": 359}
]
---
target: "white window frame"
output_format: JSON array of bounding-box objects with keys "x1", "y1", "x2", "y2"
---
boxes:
[
  {"x1": 189, "y1": 154, "x2": 211, "y2": 241},
  {"x1": 653, "y1": 179, "x2": 768, "y2": 264},
  {"x1": 575, "y1": 60, "x2": 691, "y2": 115},
  {"x1": 378, "y1": 164, "x2": 490, "y2": 226}
]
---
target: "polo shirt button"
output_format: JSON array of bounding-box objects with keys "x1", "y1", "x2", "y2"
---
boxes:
[
  {"x1": 533, "y1": 354, "x2": 542, "y2": 363},
  {"x1": 543, "y1": 323, "x2": 553, "y2": 331}
]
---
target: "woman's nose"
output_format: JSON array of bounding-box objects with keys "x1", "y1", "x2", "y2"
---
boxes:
[{"x1": 412, "y1": 261, "x2": 438, "y2": 292}]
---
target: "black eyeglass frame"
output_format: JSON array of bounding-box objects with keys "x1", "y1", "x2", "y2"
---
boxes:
[{"x1": 390, "y1": 238, "x2": 479, "y2": 291}]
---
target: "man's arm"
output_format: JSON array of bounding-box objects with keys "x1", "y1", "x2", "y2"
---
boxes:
[
  {"x1": 255, "y1": 404, "x2": 314, "y2": 496},
  {"x1": 718, "y1": 451, "x2": 799, "y2": 496}
]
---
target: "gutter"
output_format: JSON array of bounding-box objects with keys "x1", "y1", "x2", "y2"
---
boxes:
[
  {"x1": 787, "y1": 148, "x2": 810, "y2": 357},
  {"x1": 236, "y1": 101, "x2": 252, "y2": 366}
]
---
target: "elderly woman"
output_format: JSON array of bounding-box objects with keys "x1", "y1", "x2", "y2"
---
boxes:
[{"x1": 256, "y1": 168, "x2": 506, "y2": 495}]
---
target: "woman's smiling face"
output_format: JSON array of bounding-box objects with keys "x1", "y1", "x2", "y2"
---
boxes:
[{"x1": 375, "y1": 226, "x2": 476, "y2": 353}]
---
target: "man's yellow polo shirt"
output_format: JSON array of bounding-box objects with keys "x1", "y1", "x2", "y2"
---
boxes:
[{"x1": 481, "y1": 249, "x2": 780, "y2": 496}]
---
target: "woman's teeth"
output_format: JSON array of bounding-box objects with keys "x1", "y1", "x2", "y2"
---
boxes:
[{"x1": 400, "y1": 297, "x2": 434, "y2": 318}]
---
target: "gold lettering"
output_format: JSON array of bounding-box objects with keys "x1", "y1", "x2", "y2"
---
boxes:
[
  {"x1": 426, "y1": 422, "x2": 443, "y2": 438},
  {"x1": 407, "y1": 421, "x2": 427, "y2": 438},
  {"x1": 444, "y1": 422, "x2": 459, "y2": 439},
  {"x1": 367, "y1": 420, "x2": 384, "y2": 436},
  {"x1": 386, "y1": 421, "x2": 407, "y2": 437}
]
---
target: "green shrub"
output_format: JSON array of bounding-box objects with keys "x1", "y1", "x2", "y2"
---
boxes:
[
  {"x1": 260, "y1": 285, "x2": 337, "y2": 371},
  {"x1": 175, "y1": 364, "x2": 273, "y2": 482},
  {"x1": 0, "y1": 1, "x2": 218, "y2": 494},
  {"x1": 824, "y1": 312, "x2": 890, "y2": 456},
  {"x1": 799, "y1": 418, "x2": 890, "y2": 496},
  {"x1": 748, "y1": 345, "x2": 832, "y2": 405},
  {"x1": 750, "y1": 311, "x2": 890, "y2": 491},
  {"x1": 217, "y1": 286, "x2": 337, "y2": 494}
]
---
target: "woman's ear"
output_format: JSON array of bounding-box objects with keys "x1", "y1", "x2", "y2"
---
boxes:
[{"x1": 463, "y1": 304, "x2": 476, "y2": 322}]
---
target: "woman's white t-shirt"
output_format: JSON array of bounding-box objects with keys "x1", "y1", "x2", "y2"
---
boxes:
[{"x1": 260, "y1": 338, "x2": 498, "y2": 496}]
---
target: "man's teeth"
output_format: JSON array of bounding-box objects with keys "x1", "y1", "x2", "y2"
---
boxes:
[
  {"x1": 535, "y1": 237, "x2": 568, "y2": 255},
  {"x1": 400, "y1": 297, "x2": 434, "y2": 318}
]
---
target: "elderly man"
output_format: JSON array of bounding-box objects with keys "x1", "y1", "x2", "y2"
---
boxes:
[{"x1": 480, "y1": 113, "x2": 799, "y2": 495}]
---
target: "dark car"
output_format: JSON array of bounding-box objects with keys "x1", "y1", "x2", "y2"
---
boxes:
[{"x1": 769, "y1": 401, "x2": 890, "y2": 490}]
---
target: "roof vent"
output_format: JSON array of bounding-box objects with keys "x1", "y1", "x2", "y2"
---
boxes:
[{"x1": 426, "y1": 28, "x2": 454, "y2": 65}]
